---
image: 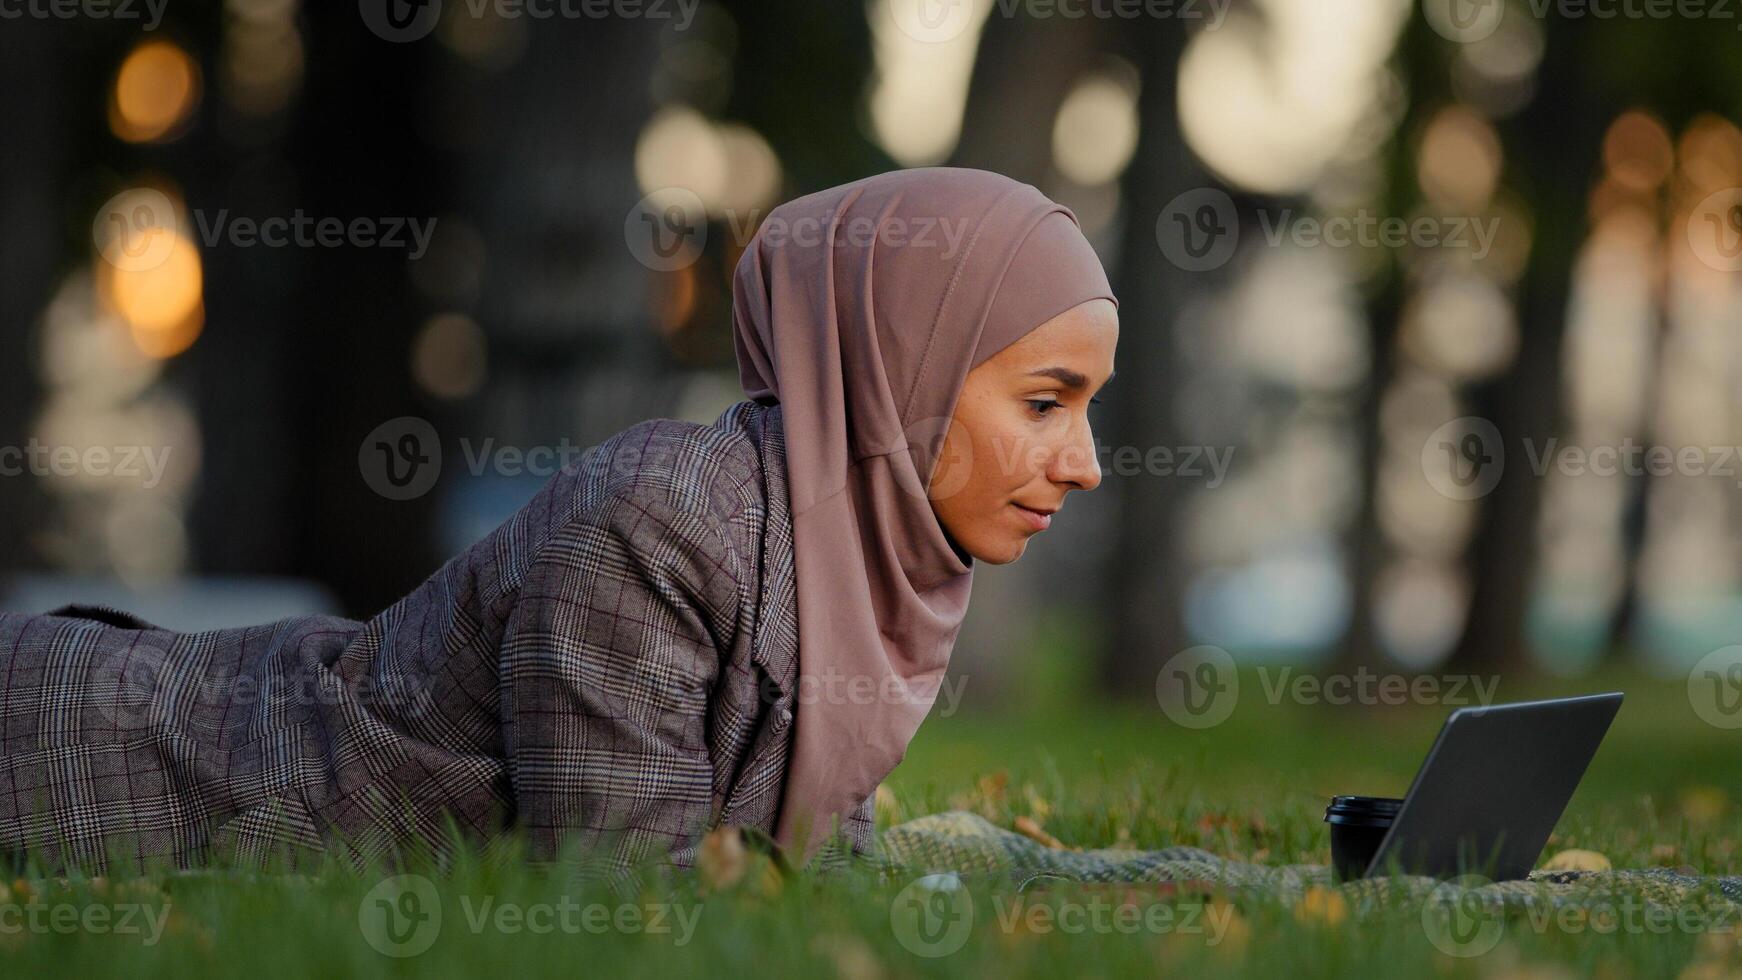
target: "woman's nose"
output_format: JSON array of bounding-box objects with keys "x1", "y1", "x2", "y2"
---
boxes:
[{"x1": 1051, "y1": 420, "x2": 1102, "y2": 491}]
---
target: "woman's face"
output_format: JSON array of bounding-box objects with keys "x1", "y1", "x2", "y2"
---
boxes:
[{"x1": 928, "y1": 298, "x2": 1118, "y2": 564}]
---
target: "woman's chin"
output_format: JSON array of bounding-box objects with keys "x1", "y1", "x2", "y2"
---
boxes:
[{"x1": 971, "y1": 536, "x2": 1028, "y2": 565}]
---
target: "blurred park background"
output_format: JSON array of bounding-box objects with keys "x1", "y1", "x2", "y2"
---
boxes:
[{"x1": 2, "y1": 0, "x2": 1742, "y2": 704}]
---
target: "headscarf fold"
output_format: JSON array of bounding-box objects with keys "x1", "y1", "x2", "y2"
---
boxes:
[{"x1": 730, "y1": 167, "x2": 1117, "y2": 860}]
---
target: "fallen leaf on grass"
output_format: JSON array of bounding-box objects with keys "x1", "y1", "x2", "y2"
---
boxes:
[
  {"x1": 1022, "y1": 783, "x2": 1053, "y2": 822},
  {"x1": 811, "y1": 933, "x2": 885, "y2": 980},
  {"x1": 1541, "y1": 849, "x2": 1611, "y2": 872},
  {"x1": 1681, "y1": 786, "x2": 1729, "y2": 828},
  {"x1": 698, "y1": 826, "x2": 749, "y2": 890},
  {"x1": 874, "y1": 784, "x2": 900, "y2": 825},
  {"x1": 1211, "y1": 900, "x2": 1250, "y2": 960},
  {"x1": 1014, "y1": 815, "x2": 1077, "y2": 851},
  {"x1": 949, "y1": 770, "x2": 1011, "y2": 820},
  {"x1": 1293, "y1": 886, "x2": 1348, "y2": 927}
]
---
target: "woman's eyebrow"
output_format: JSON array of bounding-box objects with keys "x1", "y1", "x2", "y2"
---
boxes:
[{"x1": 1027, "y1": 366, "x2": 1113, "y2": 390}]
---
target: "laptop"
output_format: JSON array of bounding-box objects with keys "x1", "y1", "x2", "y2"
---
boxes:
[{"x1": 1363, "y1": 692, "x2": 1624, "y2": 881}]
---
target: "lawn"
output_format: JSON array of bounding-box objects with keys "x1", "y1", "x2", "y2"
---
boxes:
[{"x1": 1, "y1": 661, "x2": 1737, "y2": 978}]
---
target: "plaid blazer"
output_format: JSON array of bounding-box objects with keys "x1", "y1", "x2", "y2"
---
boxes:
[{"x1": 0, "y1": 400, "x2": 874, "y2": 876}]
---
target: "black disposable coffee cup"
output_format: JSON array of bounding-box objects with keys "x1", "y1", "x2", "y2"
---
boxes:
[{"x1": 1324, "y1": 795, "x2": 1403, "y2": 881}]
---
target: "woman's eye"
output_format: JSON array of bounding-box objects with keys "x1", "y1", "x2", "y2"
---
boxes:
[{"x1": 1027, "y1": 399, "x2": 1060, "y2": 417}]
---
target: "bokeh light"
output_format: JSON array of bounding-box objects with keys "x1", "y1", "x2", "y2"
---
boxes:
[{"x1": 109, "y1": 41, "x2": 201, "y2": 143}]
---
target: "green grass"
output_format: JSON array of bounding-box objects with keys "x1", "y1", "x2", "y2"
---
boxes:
[{"x1": 1, "y1": 663, "x2": 1737, "y2": 977}]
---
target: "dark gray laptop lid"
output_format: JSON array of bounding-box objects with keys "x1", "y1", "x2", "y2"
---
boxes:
[{"x1": 1365, "y1": 692, "x2": 1624, "y2": 881}]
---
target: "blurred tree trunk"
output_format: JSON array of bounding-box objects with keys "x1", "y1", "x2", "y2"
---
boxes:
[
  {"x1": 1333, "y1": 17, "x2": 1444, "y2": 672},
  {"x1": 724, "y1": 0, "x2": 886, "y2": 192},
  {"x1": 188, "y1": 18, "x2": 299, "y2": 587},
  {"x1": 1448, "y1": 17, "x2": 1603, "y2": 671},
  {"x1": 446, "y1": 18, "x2": 666, "y2": 447},
  {"x1": 0, "y1": 20, "x2": 66, "y2": 575},
  {"x1": 949, "y1": 10, "x2": 1104, "y2": 181},
  {"x1": 279, "y1": 7, "x2": 440, "y2": 615},
  {"x1": 1098, "y1": 20, "x2": 1200, "y2": 695}
]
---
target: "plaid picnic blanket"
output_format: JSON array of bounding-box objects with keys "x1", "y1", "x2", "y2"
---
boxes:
[{"x1": 870, "y1": 811, "x2": 1742, "y2": 915}]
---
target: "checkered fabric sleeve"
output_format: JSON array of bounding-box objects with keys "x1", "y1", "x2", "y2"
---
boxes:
[{"x1": 499, "y1": 481, "x2": 746, "y2": 877}]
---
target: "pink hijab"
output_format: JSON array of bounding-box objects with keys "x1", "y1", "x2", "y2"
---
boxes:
[{"x1": 730, "y1": 167, "x2": 1117, "y2": 861}]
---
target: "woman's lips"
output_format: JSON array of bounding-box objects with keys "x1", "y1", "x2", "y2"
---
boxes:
[{"x1": 1013, "y1": 502, "x2": 1053, "y2": 532}]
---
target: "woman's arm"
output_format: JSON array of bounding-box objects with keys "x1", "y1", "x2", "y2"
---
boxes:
[{"x1": 498, "y1": 488, "x2": 742, "y2": 878}]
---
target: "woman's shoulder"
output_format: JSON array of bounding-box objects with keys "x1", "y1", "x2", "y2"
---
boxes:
[
  {"x1": 582, "y1": 399, "x2": 783, "y2": 525},
  {"x1": 463, "y1": 399, "x2": 788, "y2": 608}
]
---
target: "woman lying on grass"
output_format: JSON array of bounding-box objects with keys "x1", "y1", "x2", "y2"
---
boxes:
[{"x1": 0, "y1": 167, "x2": 1119, "y2": 878}]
